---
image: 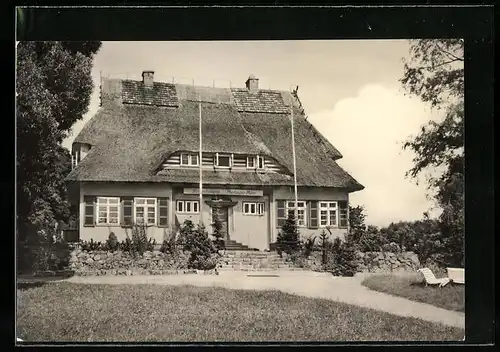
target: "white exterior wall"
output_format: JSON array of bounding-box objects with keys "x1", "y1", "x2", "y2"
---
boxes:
[
  {"x1": 78, "y1": 182, "x2": 349, "y2": 250},
  {"x1": 271, "y1": 186, "x2": 350, "y2": 242},
  {"x1": 79, "y1": 182, "x2": 173, "y2": 244}
]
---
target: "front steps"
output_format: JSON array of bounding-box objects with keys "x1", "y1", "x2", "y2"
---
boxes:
[
  {"x1": 224, "y1": 240, "x2": 259, "y2": 251},
  {"x1": 218, "y1": 250, "x2": 306, "y2": 271}
]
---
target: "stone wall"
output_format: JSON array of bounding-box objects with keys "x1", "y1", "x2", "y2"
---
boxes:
[
  {"x1": 303, "y1": 251, "x2": 420, "y2": 273},
  {"x1": 355, "y1": 251, "x2": 420, "y2": 273},
  {"x1": 69, "y1": 248, "x2": 218, "y2": 276}
]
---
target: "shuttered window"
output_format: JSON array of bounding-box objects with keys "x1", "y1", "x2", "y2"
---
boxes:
[
  {"x1": 308, "y1": 201, "x2": 319, "y2": 229},
  {"x1": 339, "y1": 200, "x2": 349, "y2": 228},
  {"x1": 158, "y1": 198, "x2": 169, "y2": 227},
  {"x1": 276, "y1": 200, "x2": 286, "y2": 227},
  {"x1": 84, "y1": 196, "x2": 95, "y2": 227},
  {"x1": 121, "y1": 198, "x2": 133, "y2": 227}
]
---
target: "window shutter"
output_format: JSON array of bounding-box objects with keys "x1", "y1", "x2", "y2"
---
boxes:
[
  {"x1": 121, "y1": 197, "x2": 133, "y2": 227},
  {"x1": 276, "y1": 200, "x2": 286, "y2": 227},
  {"x1": 158, "y1": 198, "x2": 169, "y2": 227},
  {"x1": 339, "y1": 200, "x2": 348, "y2": 228},
  {"x1": 83, "y1": 196, "x2": 95, "y2": 227},
  {"x1": 308, "y1": 201, "x2": 318, "y2": 229}
]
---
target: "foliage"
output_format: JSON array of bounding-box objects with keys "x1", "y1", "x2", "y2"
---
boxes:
[
  {"x1": 104, "y1": 232, "x2": 119, "y2": 252},
  {"x1": 210, "y1": 207, "x2": 226, "y2": 251},
  {"x1": 346, "y1": 205, "x2": 366, "y2": 244},
  {"x1": 130, "y1": 223, "x2": 156, "y2": 255},
  {"x1": 302, "y1": 236, "x2": 317, "y2": 257},
  {"x1": 276, "y1": 212, "x2": 301, "y2": 254},
  {"x1": 16, "y1": 41, "x2": 101, "y2": 272},
  {"x1": 316, "y1": 230, "x2": 328, "y2": 265},
  {"x1": 400, "y1": 39, "x2": 464, "y2": 267},
  {"x1": 160, "y1": 232, "x2": 178, "y2": 254},
  {"x1": 120, "y1": 237, "x2": 133, "y2": 253},
  {"x1": 17, "y1": 222, "x2": 70, "y2": 273},
  {"x1": 177, "y1": 220, "x2": 218, "y2": 270},
  {"x1": 356, "y1": 226, "x2": 389, "y2": 252},
  {"x1": 324, "y1": 238, "x2": 358, "y2": 277},
  {"x1": 80, "y1": 238, "x2": 103, "y2": 251},
  {"x1": 17, "y1": 42, "x2": 101, "y2": 233}
]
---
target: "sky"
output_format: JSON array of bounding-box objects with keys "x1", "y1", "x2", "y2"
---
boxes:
[{"x1": 62, "y1": 40, "x2": 444, "y2": 227}]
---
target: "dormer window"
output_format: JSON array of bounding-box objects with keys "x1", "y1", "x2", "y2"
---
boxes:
[
  {"x1": 257, "y1": 155, "x2": 265, "y2": 170},
  {"x1": 180, "y1": 153, "x2": 199, "y2": 166},
  {"x1": 247, "y1": 155, "x2": 265, "y2": 170},
  {"x1": 246, "y1": 156, "x2": 255, "y2": 169},
  {"x1": 71, "y1": 150, "x2": 80, "y2": 170},
  {"x1": 215, "y1": 153, "x2": 232, "y2": 168}
]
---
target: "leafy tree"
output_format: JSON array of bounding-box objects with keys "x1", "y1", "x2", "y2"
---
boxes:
[
  {"x1": 346, "y1": 205, "x2": 366, "y2": 244},
  {"x1": 16, "y1": 41, "x2": 101, "y2": 238},
  {"x1": 400, "y1": 39, "x2": 464, "y2": 267}
]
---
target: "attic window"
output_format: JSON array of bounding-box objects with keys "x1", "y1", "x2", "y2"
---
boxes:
[
  {"x1": 257, "y1": 156, "x2": 265, "y2": 169},
  {"x1": 180, "y1": 153, "x2": 199, "y2": 166},
  {"x1": 215, "y1": 153, "x2": 232, "y2": 168},
  {"x1": 246, "y1": 156, "x2": 255, "y2": 169}
]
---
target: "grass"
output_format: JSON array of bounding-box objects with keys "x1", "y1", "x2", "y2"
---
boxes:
[
  {"x1": 361, "y1": 273, "x2": 465, "y2": 313},
  {"x1": 17, "y1": 282, "x2": 464, "y2": 342}
]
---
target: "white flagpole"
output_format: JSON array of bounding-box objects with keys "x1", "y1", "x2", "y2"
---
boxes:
[
  {"x1": 199, "y1": 94, "x2": 203, "y2": 226},
  {"x1": 290, "y1": 96, "x2": 299, "y2": 224}
]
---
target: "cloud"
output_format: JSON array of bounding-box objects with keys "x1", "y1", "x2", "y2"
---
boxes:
[{"x1": 308, "y1": 84, "x2": 442, "y2": 226}]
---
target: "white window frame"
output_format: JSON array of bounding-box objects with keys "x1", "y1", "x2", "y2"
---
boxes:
[
  {"x1": 176, "y1": 200, "x2": 200, "y2": 214},
  {"x1": 215, "y1": 153, "x2": 232, "y2": 168},
  {"x1": 319, "y1": 201, "x2": 338, "y2": 227},
  {"x1": 180, "y1": 153, "x2": 199, "y2": 166},
  {"x1": 285, "y1": 201, "x2": 307, "y2": 227},
  {"x1": 246, "y1": 156, "x2": 256, "y2": 169},
  {"x1": 134, "y1": 197, "x2": 157, "y2": 226},
  {"x1": 96, "y1": 197, "x2": 120, "y2": 225},
  {"x1": 256, "y1": 155, "x2": 265, "y2": 170},
  {"x1": 243, "y1": 202, "x2": 265, "y2": 216}
]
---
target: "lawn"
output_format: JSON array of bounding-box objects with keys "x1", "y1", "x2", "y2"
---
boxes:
[
  {"x1": 17, "y1": 282, "x2": 464, "y2": 342},
  {"x1": 361, "y1": 273, "x2": 465, "y2": 312}
]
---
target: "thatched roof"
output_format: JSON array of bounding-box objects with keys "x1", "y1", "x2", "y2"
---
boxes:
[{"x1": 67, "y1": 79, "x2": 364, "y2": 192}]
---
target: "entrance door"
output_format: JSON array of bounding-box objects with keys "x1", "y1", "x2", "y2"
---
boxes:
[{"x1": 212, "y1": 206, "x2": 229, "y2": 240}]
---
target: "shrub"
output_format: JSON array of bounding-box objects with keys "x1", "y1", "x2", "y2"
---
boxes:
[
  {"x1": 80, "y1": 238, "x2": 103, "y2": 251},
  {"x1": 177, "y1": 220, "x2": 217, "y2": 270},
  {"x1": 381, "y1": 242, "x2": 401, "y2": 253},
  {"x1": 160, "y1": 232, "x2": 178, "y2": 254},
  {"x1": 302, "y1": 236, "x2": 317, "y2": 257},
  {"x1": 104, "y1": 232, "x2": 119, "y2": 252},
  {"x1": 210, "y1": 208, "x2": 226, "y2": 252},
  {"x1": 120, "y1": 237, "x2": 133, "y2": 253},
  {"x1": 324, "y1": 238, "x2": 358, "y2": 277},
  {"x1": 17, "y1": 222, "x2": 71, "y2": 273},
  {"x1": 276, "y1": 212, "x2": 301, "y2": 254},
  {"x1": 130, "y1": 223, "x2": 150, "y2": 255}
]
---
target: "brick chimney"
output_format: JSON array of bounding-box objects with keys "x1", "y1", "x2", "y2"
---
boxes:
[
  {"x1": 245, "y1": 74, "x2": 259, "y2": 92},
  {"x1": 142, "y1": 70, "x2": 155, "y2": 88}
]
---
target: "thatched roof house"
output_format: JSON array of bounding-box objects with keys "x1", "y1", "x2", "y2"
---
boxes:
[{"x1": 67, "y1": 71, "x2": 364, "y2": 251}]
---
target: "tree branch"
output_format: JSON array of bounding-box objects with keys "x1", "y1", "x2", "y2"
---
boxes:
[{"x1": 435, "y1": 42, "x2": 464, "y2": 62}]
